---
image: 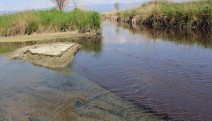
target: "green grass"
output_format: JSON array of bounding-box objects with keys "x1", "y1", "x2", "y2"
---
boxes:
[
  {"x1": 114, "y1": 0, "x2": 211, "y2": 27},
  {"x1": 154, "y1": 0, "x2": 212, "y2": 22},
  {"x1": 0, "y1": 9, "x2": 102, "y2": 36}
]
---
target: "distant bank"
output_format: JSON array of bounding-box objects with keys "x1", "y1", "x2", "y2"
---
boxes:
[{"x1": 104, "y1": 0, "x2": 212, "y2": 30}]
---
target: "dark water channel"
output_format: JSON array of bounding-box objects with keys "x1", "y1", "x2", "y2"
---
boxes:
[
  {"x1": 72, "y1": 22, "x2": 212, "y2": 121},
  {"x1": 0, "y1": 22, "x2": 212, "y2": 121}
]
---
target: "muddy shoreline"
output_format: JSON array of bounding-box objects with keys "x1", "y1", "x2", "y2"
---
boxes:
[{"x1": 0, "y1": 31, "x2": 100, "y2": 43}]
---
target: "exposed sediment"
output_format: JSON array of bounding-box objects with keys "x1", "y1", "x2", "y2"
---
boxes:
[{"x1": 0, "y1": 31, "x2": 99, "y2": 42}]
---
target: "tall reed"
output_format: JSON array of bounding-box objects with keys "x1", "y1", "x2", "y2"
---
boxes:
[
  {"x1": 113, "y1": 0, "x2": 211, "y2": 29},
  {"x1": 0, "y1": 9, "x2": 102, "y2": 36}
]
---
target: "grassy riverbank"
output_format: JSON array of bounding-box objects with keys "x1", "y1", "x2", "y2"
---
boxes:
[
  {"x1": 104, "y1": 0, "x2": 212, "y2": 29},
  {"x1": 0, "y1": 9, "x2": 101, "y2": 37}
]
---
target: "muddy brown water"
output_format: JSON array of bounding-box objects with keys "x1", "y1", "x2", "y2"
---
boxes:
[{"x1": 0, "y1": 22, "x2": 212, "y2": 121}]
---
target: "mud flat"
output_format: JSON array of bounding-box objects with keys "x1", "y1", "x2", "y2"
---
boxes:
[{"x1": 7, "y1": 42, "x2": 81, "y2": 69}]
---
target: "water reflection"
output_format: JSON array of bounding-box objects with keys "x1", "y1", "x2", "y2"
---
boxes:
[
  {"x1": 0, "y1": 35, "x2": 103, "y2": 74},
  {"x1": 72, "y1": 22, "x2": 212, "y2": 121},
  {"x1": 0, "y1": 34, "x2": 162, "y2": 120},
  {"x1": 0, "y1": 22, "x2": 212, "y2": 121},
  {"x1": 78, "y1": 36, "x2": 102, "y2": 53},
  {"x1": 0, "y1": 58, "x2": 160, "y2": 121},
  {"x1": 116, "y1": 22, "x2": 212, "y2": 49}
]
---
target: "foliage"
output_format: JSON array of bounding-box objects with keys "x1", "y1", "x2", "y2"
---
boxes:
[
  {"x1": 51, "y1": 0, "x2": 70, "y2": 11},
  {"x1": 115, "y1": 0, "x2": 211, "y2": 27},
  {"x1": 114, "y1": 2, "x2": 120, "y2": 12},
  {"x1": 154, "y1": 0, "x2": 212, "y2": 21},
  {"x1": 0, "y1": 9, "x2": 102, "y2": 36}
]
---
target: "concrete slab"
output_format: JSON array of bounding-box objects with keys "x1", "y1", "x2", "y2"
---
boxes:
[
  {"x1": 7, "y1": 42, "x2": 81, "y2": 69},
  {"x1": 28, "y1": 43, "x2": 75, "y2": 56}
]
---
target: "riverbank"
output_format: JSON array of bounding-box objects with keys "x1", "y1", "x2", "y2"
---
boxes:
[
  {"x1": 104, "y1": 0, "x2": 211, "y2": 30},
  {"x1": 0, "y1": 31, "x2": 98, "y2": 42},
  {"x1": 0, "y1": 9, "x2": 101, "y2": 37}
]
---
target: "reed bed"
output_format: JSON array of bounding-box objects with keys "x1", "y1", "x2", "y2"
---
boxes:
[
  {"x1": 107, "y1": 0, "x2": 211, "y2": 29},
  {"x1": 0, "y1": 9, "x2": 101, "y2": 36}
]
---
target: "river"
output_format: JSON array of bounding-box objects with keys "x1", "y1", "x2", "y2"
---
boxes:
[{"x1": 0, "y1": 22, "x2": 212, "y2": 121}]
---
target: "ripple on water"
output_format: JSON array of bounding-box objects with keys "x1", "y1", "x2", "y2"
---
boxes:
[{"x1": 71, "y1": 22, "x2": 212, "y2": 121}]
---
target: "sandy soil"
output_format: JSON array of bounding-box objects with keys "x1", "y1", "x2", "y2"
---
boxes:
[{"x1": 0, "y1": 31, "x2": 96, "y2": 43}]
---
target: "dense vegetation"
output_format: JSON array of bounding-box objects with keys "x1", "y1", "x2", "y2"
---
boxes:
[
  {"x1": 105, "y1": 0, "x2": 212, "y2": 29},
  {"x1": 0, "y1": 9, "x2": 101, "y2": 36}
]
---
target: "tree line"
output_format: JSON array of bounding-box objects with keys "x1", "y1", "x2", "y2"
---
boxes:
[{"x1": 51, "y1": 0, "x2": 120, "y2": 11}]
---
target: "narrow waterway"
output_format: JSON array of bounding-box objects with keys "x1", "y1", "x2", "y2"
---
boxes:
[
  {"x1": 72, "y1": 22, "x2": 212, "y2": 121},
  {"x1": 0, "y1": 22, "x2": 212, "y2": 121}
]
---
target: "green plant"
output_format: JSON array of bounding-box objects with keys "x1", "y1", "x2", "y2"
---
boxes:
[
  {"x1": 25, "y1": 21, "x2": 39, "y2": 35},
  {"x1": 0, "y1": 9, "x2": 102, "y2": 36}
]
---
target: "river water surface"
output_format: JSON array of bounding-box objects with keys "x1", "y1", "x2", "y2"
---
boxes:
[
  {"x1": 0, "y1": 22, "x2": 212, "y2": 121},
  {"x1": 72, "y1": 22, "x2": 212, "y2": 121}
]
